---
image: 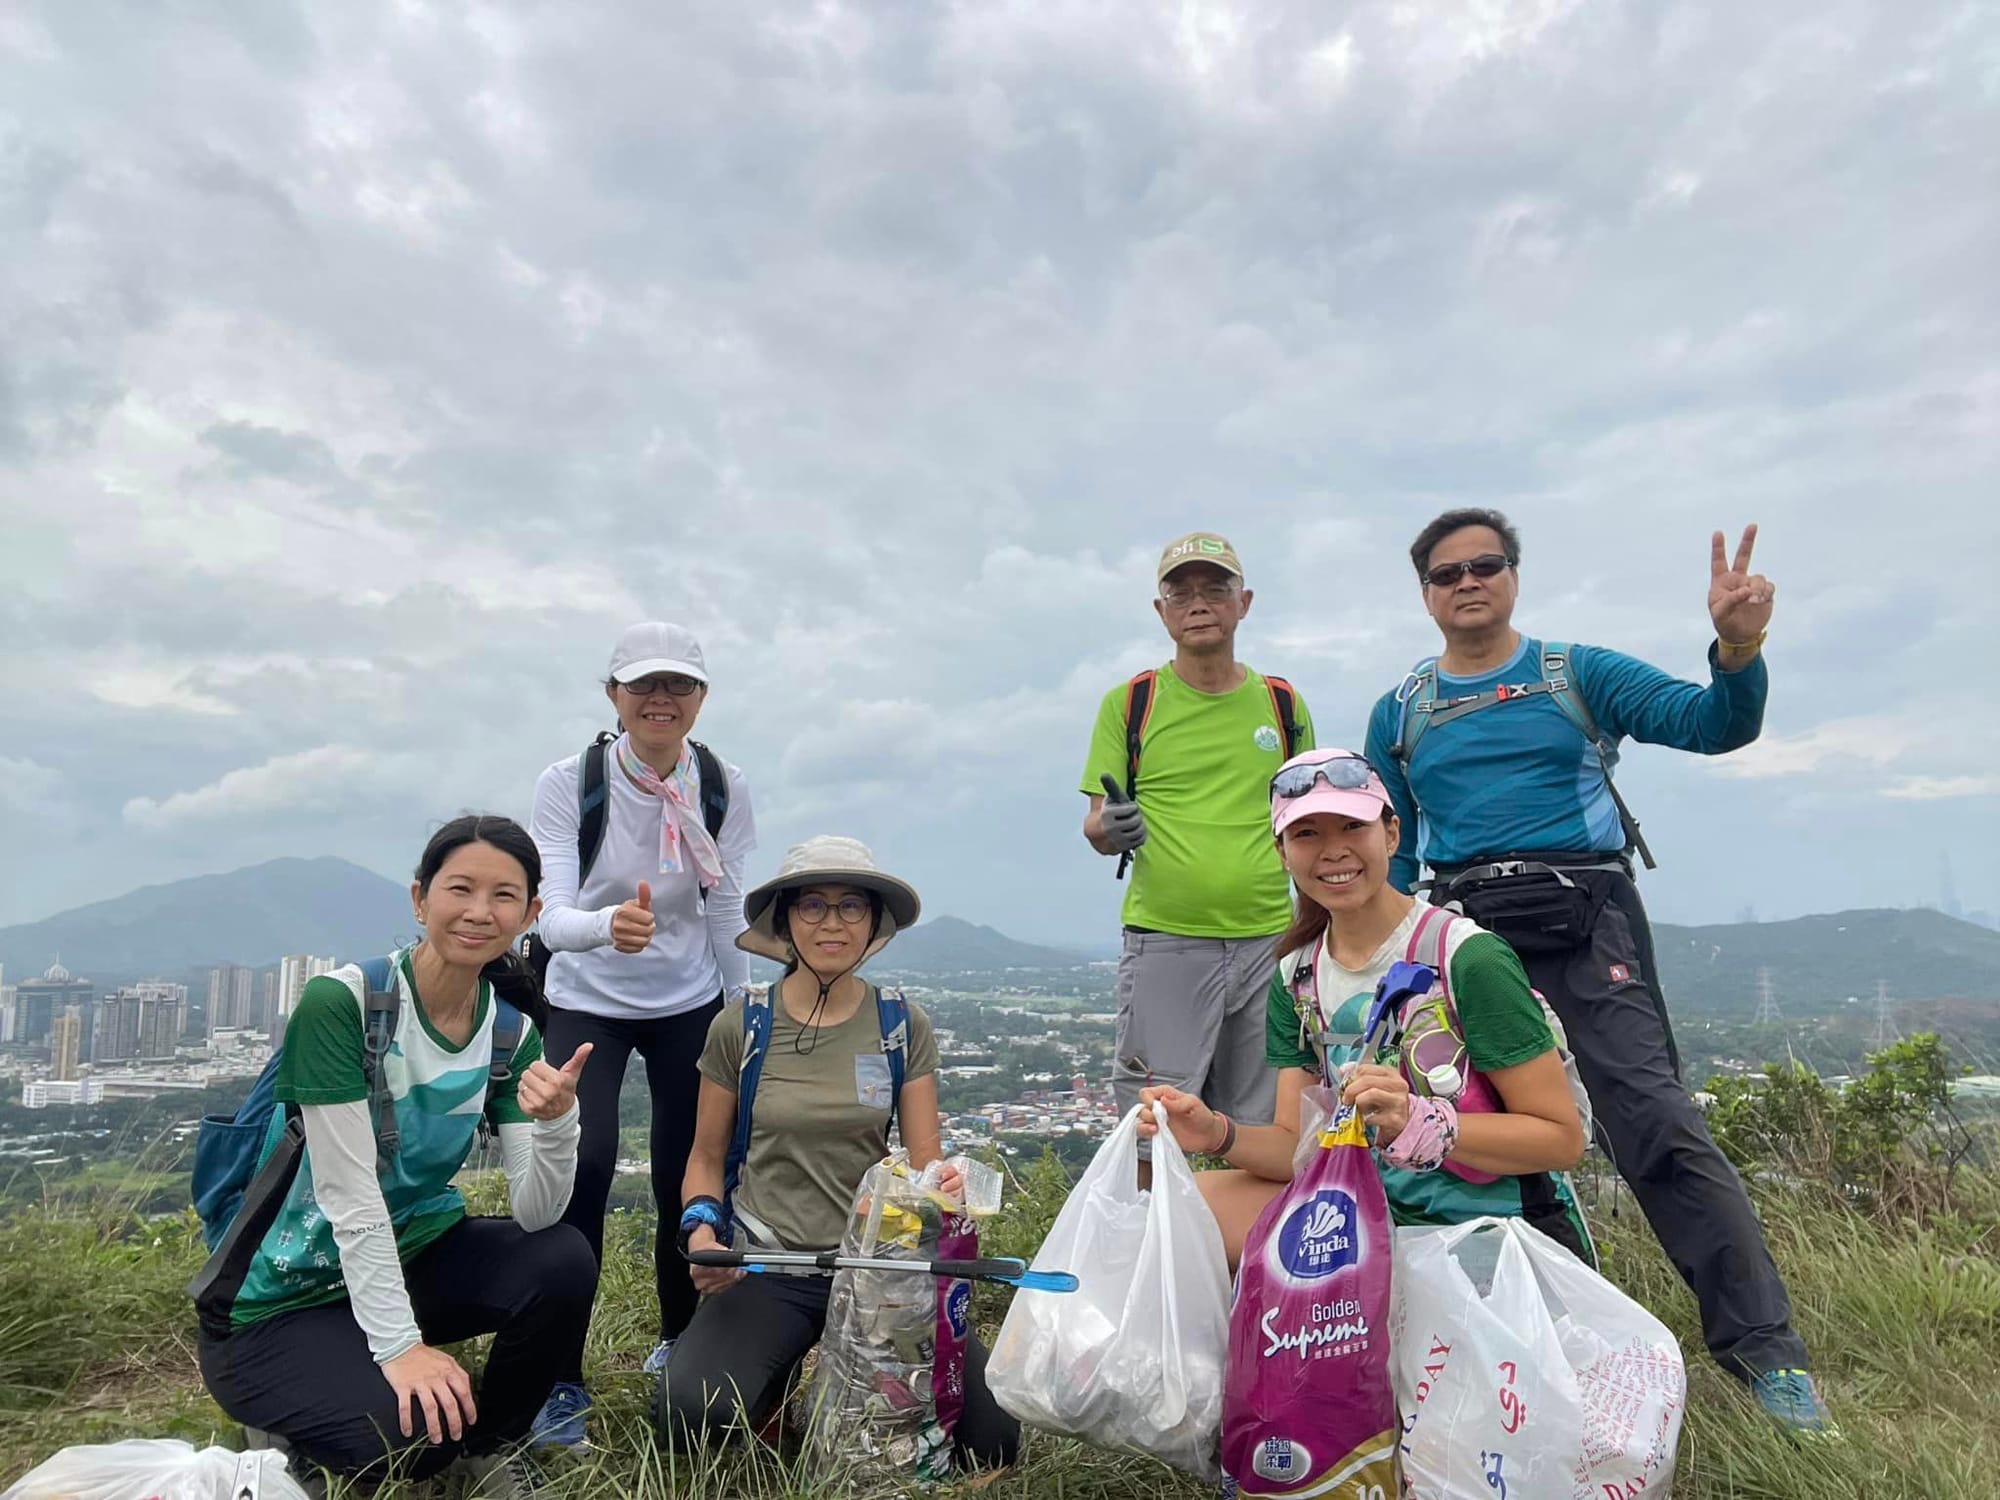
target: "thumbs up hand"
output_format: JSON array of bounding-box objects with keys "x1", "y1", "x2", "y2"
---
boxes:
[
  {"x1": 610, "y1": 880, "x2": 656, "y2": 953},
  {"x1": 1096, "y1": 774, "x2": 1148, "y2": 854},
  {"x1": 518, "y1": 1042, "x2": 592, "y2": 1121}
]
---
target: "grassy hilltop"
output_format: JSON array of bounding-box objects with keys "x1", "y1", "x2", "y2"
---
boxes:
[{"x1": 4, "y1": 1041, "x2": 1997, "y2": 1499}]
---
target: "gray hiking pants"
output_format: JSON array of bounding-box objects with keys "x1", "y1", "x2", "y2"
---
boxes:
[{"x1": 1111, "y1": 929, "x2": 1280, "y2": 1137}]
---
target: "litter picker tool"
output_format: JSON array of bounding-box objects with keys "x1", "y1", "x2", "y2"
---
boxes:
[
  {"x1": 1101, "y1": 773, "x2": 1139, "y2": 880},
  {"x1": 686, "y1": 1246, "x2": 1079, "y2": 1293}
]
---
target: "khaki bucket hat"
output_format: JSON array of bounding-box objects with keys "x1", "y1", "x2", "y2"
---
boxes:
[{"x1": 736, "y1": 835, "x2": 922, "y2": 964}]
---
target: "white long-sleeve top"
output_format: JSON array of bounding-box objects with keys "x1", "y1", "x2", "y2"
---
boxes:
[{"x1": 530, "y1": 741, "x2": 756, "y2": 1018}]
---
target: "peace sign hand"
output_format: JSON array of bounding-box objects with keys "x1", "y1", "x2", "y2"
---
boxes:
[
  {"x1": 1708, "y1": 524, "x2": 1776, "y2": 643},
  {"x1": 518, "y1": 1042, "x2": 592, "y2": 1121}
]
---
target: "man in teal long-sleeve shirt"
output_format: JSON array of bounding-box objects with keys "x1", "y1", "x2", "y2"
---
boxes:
[{"x1": 1362, "y1": 509, "x2": 1834, "y2": 1437}]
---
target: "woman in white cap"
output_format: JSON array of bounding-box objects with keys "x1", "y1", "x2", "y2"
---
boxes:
[
  {"x1": 525, "y1": 621, "x2": 756, "y2": 1446},
  {"x1": 1139, "y1": 748, "x2": 1591, "y2": 1264},
  {"x1": 659, "y1": 835, "x2": 1020, "y2": 1470}
]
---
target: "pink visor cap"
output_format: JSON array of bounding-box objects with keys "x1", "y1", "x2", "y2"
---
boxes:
[{"x1": 1269, "y1": 749, "x2": 1393, "y2": 838}]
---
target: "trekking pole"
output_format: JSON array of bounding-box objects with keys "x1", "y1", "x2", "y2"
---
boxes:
[
  {"x1": 685, "y1": 1247, "x2": 1079, "y2": 1293},
  {"x1": 1101, "y1": 774, "x2": 1138, "y2": 881}
]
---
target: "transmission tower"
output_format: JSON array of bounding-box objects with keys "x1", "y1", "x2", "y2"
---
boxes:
[
  {"x1": 1872, "y1": 981, "x2": 1898, "y2": 1050},
  {"x1": 1753, "y1": 967, "x2": 1784, "y2": 1026}
]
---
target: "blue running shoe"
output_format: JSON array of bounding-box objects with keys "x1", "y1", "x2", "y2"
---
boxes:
[
  {"x1": 1749, "y1": 1368, "x2": 1837, "y2": 1437},
  {"x1": 642, "y1": 1339, "x2": 676, "y2": 1375},
  {"x1": 530, "y1": 1382, "x2": 591, "y2": 1449}
]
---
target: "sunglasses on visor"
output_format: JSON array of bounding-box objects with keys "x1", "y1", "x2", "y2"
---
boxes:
[{"x1": 1269, "y1": 754, "x2": 1380, "y2": 801}]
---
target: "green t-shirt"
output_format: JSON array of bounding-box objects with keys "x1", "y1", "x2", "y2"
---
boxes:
[
  {"x1": 1080, "y1": 664, "x2": 1315, "y2": 937},
  {"x1": 698, "y1": 988, "x2": 940, "y2": 1251},
  {"x1": 1264, "y1": 902, "x2": 1582, "y2": 1235},
  {"x1": 228, "y1": 953, "x2": 541, "y2": 1327}
]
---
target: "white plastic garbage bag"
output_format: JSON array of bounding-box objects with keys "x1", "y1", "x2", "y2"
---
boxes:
[
  {"x1": 1, "y1": 1440, "x2": 313, "y2": 1500},
  {"x1": 1389, "y1": 1218, "x2": 1686, "y2": 1500},
  {"x1": 986, "y1": 1101, "x2": 1231, "y2": 1479}
]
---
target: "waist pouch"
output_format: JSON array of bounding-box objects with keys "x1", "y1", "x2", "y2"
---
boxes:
[{"x1": 1441, "y1": 866, "x2": 1601, "y2": 956}]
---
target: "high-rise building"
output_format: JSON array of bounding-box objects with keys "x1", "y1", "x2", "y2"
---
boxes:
[
  {"x1": 17, "y1": 960, "x2": 93, "y2": 1046},
  {"x1": 0, "y1": 985, "x2": 16, "y2": 1045},
  {"x1": 51, "y1": 1007, "x2": 84, "y2": 1082},
  {"x1": 258, "y1": 970, "x2": 279, "y2": 1034},
  {"x1": 91, "y1": 991, "x2": 139, "y2": 1064},
  {"x1": 206, "y1": 965, "x2": 257, "y2": 1032},
  {"x1": 135, "y1": 982, "x2": 188, "y2": 1060}
]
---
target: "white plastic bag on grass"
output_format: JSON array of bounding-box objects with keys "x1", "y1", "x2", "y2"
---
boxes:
[
  {"x1": 1, "y1": 1439, "x2": 313, "y2": 1500},
  {"x1": 1390, "y1": 1218, "x2": 1686, "y2": 1500},
  {"x1": 986, "y1": 1101, "x2": 1231, "y2": 1479}
]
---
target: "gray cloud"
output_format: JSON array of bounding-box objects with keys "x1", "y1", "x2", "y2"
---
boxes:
[{"x1": 1, "y1": 0, "x2": 1996, "y2": 942}]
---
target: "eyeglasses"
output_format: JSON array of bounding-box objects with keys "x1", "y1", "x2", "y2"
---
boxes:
[
  {"x1": 620, "y1": 673, "x2": 704, "y2": 698},
  {"x1": 1160, "y1": 580, "x2": 1241, "y2": 607},
  {"x1": 1423, "y1": 553, "x2": 1511, "y2": 589},
  {"x1": 1270, "y1": 754, "x2": 1380, "y2": 801},
  {"x1": 791, "y1": 894, "x2": 873, "y2": 926}
]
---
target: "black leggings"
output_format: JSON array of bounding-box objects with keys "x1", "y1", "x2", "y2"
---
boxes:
[
  {"x1": 543, "y1": 999, "x2": 722, "y2": 1382},
  {"x1": 658, "y1": 1273, "x2": 1020, "y2": 1469},
  {"x1": 198, "y1": 1217, "x2": 597, "y2": 1481}
]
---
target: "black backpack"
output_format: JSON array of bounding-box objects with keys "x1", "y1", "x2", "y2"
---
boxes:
[{"x1": 524, "y1": 732, "x2": 730, "y2": 981}]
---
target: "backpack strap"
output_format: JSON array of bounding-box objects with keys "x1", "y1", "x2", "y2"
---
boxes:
[
  {"x1": 722, "y1": 987, "x2": 775, "y2": 1234},
  {"x1": 356, "y1": 956, "x2": 402, "y2": 1171},
  {"x1": 1407, "y1": 905, "x2": 1459, "y2": 1016},
  {"x1": 1281, "y1": 946, "x2": 1360, "y2": 1079},
  {"x1": 1263, "y1": 674, "x2": 1304, "y2": 760},
  {"x1": 1114, "y1": 670, "x2": 1159, "y2": 881},
  {"x1": 1543, "y1": 644, "x2": 1656, "y2": 870},
  {"x1": 1388, "y1": 658, "x2": 1441, "y2": 773},
  {"x1": 576, "y1": 731, "x2": 617, "y2": 886},
  {"x1": 488, "y1": 1000, "x2": 524, "y2": 1091},
  {"x1": 689, "y1": 740, "x2": 731, "y2": 841},
  {"x1": 876, "y1": 986, "x2": 910, "y2": 1141}
]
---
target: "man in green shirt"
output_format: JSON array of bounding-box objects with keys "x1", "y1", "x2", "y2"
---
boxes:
[{"x1": 1080, "y1": 532, "x2": 1315, "y2": 1133}]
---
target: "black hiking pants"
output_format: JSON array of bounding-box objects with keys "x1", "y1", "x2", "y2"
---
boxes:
[
  {"x1": 1447, "y1": 862, "x2": 1810, "y2": 1380},
  {"x1": 198, "y1": 1216, "x2": 596, "y2": 1481},
  {"x1": 544, "y1": 998, "x2": 721, "y2": 1382},
  {"x1": 657, "y1": 1272, "x2": 1020, "y2": 1468}
]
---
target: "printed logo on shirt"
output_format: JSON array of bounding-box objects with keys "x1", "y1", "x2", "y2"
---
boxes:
[
  {"x1": 854, "y1": 1053, "x2": 894, "y2": 1111},
  {"x1": 1253, "y1": 724, "x2": 1281, "y2": 752}
]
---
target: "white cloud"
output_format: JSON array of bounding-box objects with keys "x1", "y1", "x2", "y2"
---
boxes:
[
  {"x1": 122, "y1": 746, "x2": 423, "y2": 831},
  {"x1": 1710, "y1": 716, "x2": 1916, "y2": 779},
  {"x1": 1883, "y1": 775, "x2": 2000, "y2": 802}
]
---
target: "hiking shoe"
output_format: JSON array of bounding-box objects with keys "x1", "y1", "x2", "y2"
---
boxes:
[
  {"x1": 529, "y1": 1381, "x2": 591, "y2": 1448},
  {"x1": 641, "y1": 1337, "x2": 677, "y2": 1374},
  {"x1": 451, "y1": 1449, "x2": 546, "y2": 1499},
  {"x1": 1750, "y1": 1368, "x2": 1838, "y2": 1437}
]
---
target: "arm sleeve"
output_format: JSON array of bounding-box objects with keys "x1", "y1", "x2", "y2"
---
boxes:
[
  {"x1": 1078, "y1": 685, "x2": 1130, "y2": 795},
  {"x1": 300, "y1": 1100, "x2": 422, "y2": 1364},
  {"x1": 1364, "y1": 690, "x2": 1422, "y2": 894},
  {"x1": 1574, "y1": 643, "x2": 1768, "y2": 755},
  {"x1": 704, "y1": 765, "x2": 757, "y2": 996},
  {"x1": 904, "y1": 1004, "x2": 939, "y2": 1082},
  {"x1": 530, "y1": 759, "x2": 618, "y2": 953},
  {"x1": 1448, "y1": 932, "x2": 1557, "y2": 1073},
  {"x1": 497, "y1": 1110, "x2": 580, "y2": 1231},
  {"x1": 1265, "y1": 965, "x2": 1316, "y2": 1072}
]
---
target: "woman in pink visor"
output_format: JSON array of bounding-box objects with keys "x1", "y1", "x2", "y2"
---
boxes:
[{"x1": 1139, "y1": 747, "x2": 1592, "y2": 1263}]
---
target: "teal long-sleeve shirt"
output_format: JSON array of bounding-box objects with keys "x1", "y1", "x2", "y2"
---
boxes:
[{"x1": 1363, "y1": 636, "x2": 1768, "y2": 893}]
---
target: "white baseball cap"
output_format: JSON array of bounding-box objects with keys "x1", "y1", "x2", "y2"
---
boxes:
[{"x1": 607, "y1": 621, "x2": 709, "y2": 684}]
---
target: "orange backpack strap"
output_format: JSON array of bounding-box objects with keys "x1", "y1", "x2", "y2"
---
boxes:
[
  {"x1": 1120, "y1": 669, "x2": 1159, "y2": 798},
  {"x1": 1263, "y1": 674, "x2": 1303, "y2": 760}
]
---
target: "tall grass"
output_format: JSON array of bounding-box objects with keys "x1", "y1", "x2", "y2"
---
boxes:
[{"x1": 3, "y1": 1152, "x2": 1997, "y2": 1495}]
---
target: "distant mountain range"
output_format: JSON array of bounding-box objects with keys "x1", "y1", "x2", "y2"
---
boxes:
[{"x1": 2, "y1": 859, "x2": 1995, "y2": 1013}]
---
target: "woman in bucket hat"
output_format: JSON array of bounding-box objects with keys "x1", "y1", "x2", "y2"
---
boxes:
[{"x1": 658, "y1": 835, "x2": 1020, "y2": 1469}]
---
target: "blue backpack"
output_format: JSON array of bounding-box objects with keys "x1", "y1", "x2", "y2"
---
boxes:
[
  {"x1": 187, "y1": 955, "x2": 521, "y2": 1325},
  {"x1": 719, "y1": 984, "x2": 909, "y2": 1241}
]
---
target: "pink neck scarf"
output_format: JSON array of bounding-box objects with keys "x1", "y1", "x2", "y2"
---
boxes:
[{"x1": 614, "y1": 735, "x2": 723, "y2": 891}]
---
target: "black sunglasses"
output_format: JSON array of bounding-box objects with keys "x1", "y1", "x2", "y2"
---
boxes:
[
  {"x1": 1270, "y1": 754, "x2": 1379, "y2": 801},
  {"x1": 1423, "y1": 553, "x2": 1512, "y2": 589},
  {"x1": 620, "y1": 673, "x2": 703, "y2": 698}
]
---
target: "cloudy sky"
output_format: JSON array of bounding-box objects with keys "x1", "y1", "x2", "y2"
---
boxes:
[{"x1": 3, "y1": 0, "x2": 1995, "y2": 947}]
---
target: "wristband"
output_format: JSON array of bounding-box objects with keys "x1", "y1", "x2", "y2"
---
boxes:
[
  {"x1": 1208, "y1": 1112, "x2": 1237, "y2": 1158},
  {"x1": 677, "y1": 1195, "x2": 724, "y2": 1254},
  {"x1": 1379, "y1": 1096, "x2": 1459, "y2": 1174},
  {"x1": 1717, "y1": 629, "x2": 1767, "y2": 653}
]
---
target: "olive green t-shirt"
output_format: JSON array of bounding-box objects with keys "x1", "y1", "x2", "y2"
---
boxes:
[
  {"x1": 1079, "y1": 664, "x2": 1315, "y2": 937},
  {"x1": 698, "y1": 990, "x2": 940, "y2": 1251}
]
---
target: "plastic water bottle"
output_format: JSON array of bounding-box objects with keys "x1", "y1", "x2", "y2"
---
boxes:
[{"x1": 1424, "y1": 1063, "x2": 1464, "y2": 1100}]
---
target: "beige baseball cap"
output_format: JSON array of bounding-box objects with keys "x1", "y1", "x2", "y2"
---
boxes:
[{"x1": 1157, "y1": 531, "x2": 1244, "y2": 583}]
